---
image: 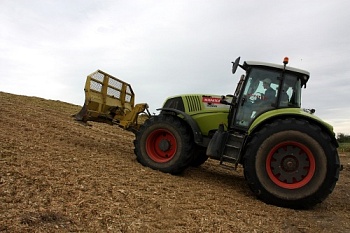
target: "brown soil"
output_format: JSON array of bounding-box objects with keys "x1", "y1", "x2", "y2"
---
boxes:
[{"x1": 0, "y1": 91, "x2": 349, "y2": 233}]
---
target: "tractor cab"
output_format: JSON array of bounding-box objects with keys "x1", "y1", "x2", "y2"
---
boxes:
[{"x1": 226, "y1": 57, "x2": 309, "y2": 129}]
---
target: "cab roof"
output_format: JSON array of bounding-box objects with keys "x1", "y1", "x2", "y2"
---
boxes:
[
  {"x1": 244, "y1": 61, "x2": 310, "y2": 77},
  {"x1": 243, "y1": 60, "x2": 310, "y2": 87}
]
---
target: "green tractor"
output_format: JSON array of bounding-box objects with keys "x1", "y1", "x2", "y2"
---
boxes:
[{"x1": 134, "y1": 57, "x2": 341, "y2": 208}]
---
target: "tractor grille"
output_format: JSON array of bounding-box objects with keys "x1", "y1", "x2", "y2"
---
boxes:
[{"x1": 185, "y1": 96, "x2": 202, "y2": 112}]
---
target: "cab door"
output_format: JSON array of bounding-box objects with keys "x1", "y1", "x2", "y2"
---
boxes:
[{"x1": 233, "y1": 68, "x2": 280, "y2": 127}]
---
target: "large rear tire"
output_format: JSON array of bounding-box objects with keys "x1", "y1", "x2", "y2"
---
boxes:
[
  {"x1": 243, "y1": 118, "x2": 340, "y2": 208},
  {"x1": 134, "y1": 114, "x2": 194, "y2": 174}
]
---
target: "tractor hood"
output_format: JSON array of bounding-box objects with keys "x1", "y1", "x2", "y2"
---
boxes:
[{"x1": 162, "y1": 94, "x2": 232, "y2": 114}]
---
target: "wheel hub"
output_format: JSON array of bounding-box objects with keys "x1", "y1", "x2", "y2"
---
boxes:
[
  {"x1": 281, "y1": 156, "x2": 299, "y2": 172},
  {"x1": 145, "y1": 128, "x2": 177, "y2": 163},
  {"x1": 158, "y1": 139, "x2": 171, "y2": 152},
  {"x1": 266, "y1": 141, "x2": 316, "y2": 189}
]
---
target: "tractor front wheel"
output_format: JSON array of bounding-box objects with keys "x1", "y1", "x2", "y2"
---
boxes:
[
  {"x1": 134, "y1": 114, "x2": 194, "y2": 174},
  {"x1": 243, "y1": 118, "x2": 340, "y2": 208},
  {"x1": 190, "y1": 145, "x2": 208, "y2": 167}
]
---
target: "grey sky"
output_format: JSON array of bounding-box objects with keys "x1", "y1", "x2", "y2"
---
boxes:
[{"x1": 1, "y1": 0, "x2": 349, "y2": 134}]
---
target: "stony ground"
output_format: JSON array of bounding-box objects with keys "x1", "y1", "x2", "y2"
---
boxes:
[{"x1": 0, "y1": 91, "x2": 349, "y2": 233}]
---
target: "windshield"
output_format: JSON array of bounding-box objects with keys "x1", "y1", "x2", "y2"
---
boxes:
[{"x1": 234, "y1": 67, "x2": 302, "y2": 127}]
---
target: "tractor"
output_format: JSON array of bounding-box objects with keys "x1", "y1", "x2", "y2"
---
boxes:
[{"x1": 133, "y1": 57, "x2": 341, "y2": 208}]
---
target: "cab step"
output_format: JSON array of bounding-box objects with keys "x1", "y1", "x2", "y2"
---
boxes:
[{"x1": 219, "y1": 132, "x2": 246, "y2": 169}]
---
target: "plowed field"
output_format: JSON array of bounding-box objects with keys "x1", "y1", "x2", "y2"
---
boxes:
[{"x1": 0, "y1": 91, "x2": 349, "y2": 232}]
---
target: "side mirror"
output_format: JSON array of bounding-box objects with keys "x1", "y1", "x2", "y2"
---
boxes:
[
  {"x1": 231, "y1": 57, "x2": 240, "y2": 74},
  {"x1": 220, "y1": 95, "x2": 235, "y2": 106}
]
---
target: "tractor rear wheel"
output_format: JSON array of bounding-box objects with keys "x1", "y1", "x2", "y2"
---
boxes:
[
  {"x1": 243, "y1": 118, "x2": 340, "y2": 208},
  {"x1": 134, "y1": 114, "x2": 194, "y2": 174}
]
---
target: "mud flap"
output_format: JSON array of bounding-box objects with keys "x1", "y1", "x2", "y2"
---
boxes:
[{"x1": 206, "y1": 124, "x2": 228, "y2": 159}]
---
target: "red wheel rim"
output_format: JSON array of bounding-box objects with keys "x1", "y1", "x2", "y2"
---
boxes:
[
  {"x1": 146, "y1": 129, "x2": 177, "y2": 163},
  {"x1": 266, "y1": 141, "x2": 316, "y2": 189}
]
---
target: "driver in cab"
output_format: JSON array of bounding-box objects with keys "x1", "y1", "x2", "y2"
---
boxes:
[{"x1": 261, "y1": 78, "x2": 276, "y2": 102}]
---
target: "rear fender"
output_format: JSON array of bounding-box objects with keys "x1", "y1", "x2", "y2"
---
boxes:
[{"x1": 248, "y1": 108, "x2": 338, "y2": 147}]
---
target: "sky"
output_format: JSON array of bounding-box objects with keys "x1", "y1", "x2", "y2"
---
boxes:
[{"x1": 1, "y1": 0, "x2": 350, "y2": 134}]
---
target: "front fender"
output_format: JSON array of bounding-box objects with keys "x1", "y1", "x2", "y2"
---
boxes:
[{"x1": 157, "y1": 108, "x2": 203, "y2": 144}]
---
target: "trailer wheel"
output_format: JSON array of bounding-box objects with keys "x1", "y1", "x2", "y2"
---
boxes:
[
  {"x1": 243, "y1": 118, "x2": 340, "y2": 208},
  {"x1": 134, "y1": 114, "x2": 194, "y2": 174}
]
